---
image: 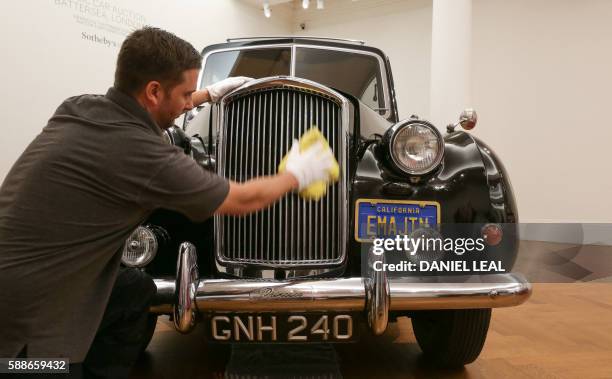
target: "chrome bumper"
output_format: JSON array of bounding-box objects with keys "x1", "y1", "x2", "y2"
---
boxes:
[{"x1": 151, "y1": 243, "x2": 532, "y2": 334}]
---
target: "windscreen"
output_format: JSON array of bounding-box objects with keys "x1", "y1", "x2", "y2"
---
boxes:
[
  {"x1": 200, "y1": 48, "x2": 291, "y2": 87},
  {"x1": 294, "y1": 47, "x2": 385, "y2": 114},
  {"x1": 201, "y1": 46, "x2": 386, "y2": 115}
]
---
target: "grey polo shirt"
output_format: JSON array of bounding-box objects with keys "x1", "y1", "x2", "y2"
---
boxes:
[{"x1": 0, "y1": 87, "x2": 229, "y2": 362}]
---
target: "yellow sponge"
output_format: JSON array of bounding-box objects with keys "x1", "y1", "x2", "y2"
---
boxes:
[{"x1": 278, "y1": 127, "x2": 339, "y2": 201}]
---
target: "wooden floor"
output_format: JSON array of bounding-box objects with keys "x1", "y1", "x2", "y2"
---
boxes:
[{"x1": 131, "y1": 283, "x2": 612, "y2": 379}]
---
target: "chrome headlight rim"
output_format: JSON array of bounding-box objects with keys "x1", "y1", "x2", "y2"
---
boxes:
[
  {"x1": 162, "y1": 129, "x2": 174, "y2": 145},
  {"x1": 164, "y1": 126, "x2": 192, "y2": 154},
  {"x1": 121, "y1": 225, "x2": 159, "y2": 268},
  {"x1": 388, "y1": 120, "x2": 445, "y2": 176}
]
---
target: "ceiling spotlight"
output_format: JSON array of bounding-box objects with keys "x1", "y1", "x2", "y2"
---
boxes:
[
  {"x1": 302, "y1": 0, "x2": 309, "y2": 9},
  {"x1": 317, "y1": 0, "x2": 324, "y2": 9},
  {"x1": 263, "y1": 1, "x2": 271, "y2": 18}
]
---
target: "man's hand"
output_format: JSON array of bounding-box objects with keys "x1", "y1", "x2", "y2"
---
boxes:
[
  {"x1": 205, "y1": 76, "x2": 253, "y2": 103},
  {"x1": 284, "y1": 140, "x2": 335, "y2": 191},
  {"x1": 215, "y1": 142, "x2": 335, "y2": 216}
]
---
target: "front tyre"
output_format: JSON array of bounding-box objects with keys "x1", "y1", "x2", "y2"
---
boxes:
[{"x1": 411, "y1": 308, "x2": 491, "y2": 367}]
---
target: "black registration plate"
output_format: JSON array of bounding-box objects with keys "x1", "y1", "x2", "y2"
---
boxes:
[{"x1": 206, "y1": 312, "x2": 359, "y2": 343}]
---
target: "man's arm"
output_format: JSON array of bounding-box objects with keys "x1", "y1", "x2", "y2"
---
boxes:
[
  {"x1": 215, "y1": 140, "x2": 334, "y2": 216},
  {"x1": 191, "y1": 77, "x2": 253, "y2": 107},
  {"x1": 215, "y1": 173, "x2": 298, "y2": 216},
  {"x1": 191, "y1": 88, "x2": 211, "y2": 107}
]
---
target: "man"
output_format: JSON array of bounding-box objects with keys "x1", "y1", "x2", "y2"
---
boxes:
[{"x1": 0, "y1": 27, "x2": 334, "y2": 378}]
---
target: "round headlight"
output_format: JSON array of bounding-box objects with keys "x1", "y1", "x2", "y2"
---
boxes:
[
  {"x1": 122, "y1": 226, "x2": 158, "y2": 267},
  {"x1": 389, "y1": 121, "x2": 444, "y2": 175}
]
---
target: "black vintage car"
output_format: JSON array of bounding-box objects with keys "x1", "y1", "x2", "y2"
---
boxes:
[{"x1": 121, "y1": 37, "x2": 531, "y2": 367}]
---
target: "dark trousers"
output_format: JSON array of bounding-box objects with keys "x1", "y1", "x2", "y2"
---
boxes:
[
  {"x1": 16, "y1": 267, "x2": 157, "y2": 379},
  {"x1": 81, "y1": 267, "x2": 156, "y2": 378}
]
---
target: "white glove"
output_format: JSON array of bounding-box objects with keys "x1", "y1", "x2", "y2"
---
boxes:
[
  {"x1": 285, "y1": 140, "x2": 335, "y2": 191},
  {"x1": 206, "y1": 76, "x2": 253, "y2": 102}
]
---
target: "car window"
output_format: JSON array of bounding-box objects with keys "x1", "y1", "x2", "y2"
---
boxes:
[
  {"x1": 294, "y1": 47, "x2": 386, "y2": 115},
  {"x1": 200, "y1": 48, "x2": 291, "y2": 88},
  {"x1": 200, "y1": 46, "x2": 387, "y2": 116},
  {"x1": 360, "y1": 77, "x2": 379, "y2": 111}
]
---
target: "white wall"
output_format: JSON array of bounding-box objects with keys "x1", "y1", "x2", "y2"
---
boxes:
[
  {"x1": 0, "y1": 0, "x2": 292, "y2": 181},
  {"x1": 429, "y1": 0, "x2": 472, "y2": 127},
  {"x1": 471, "y1": 0, "x2": 612, "y2": 223},
  {"x1": 292, "y1": 0, "x2": 433, "y2": 121}
]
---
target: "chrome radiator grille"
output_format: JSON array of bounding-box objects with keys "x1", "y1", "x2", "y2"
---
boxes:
[{"x1": 217, "y1": 85, "x2": 345, "y2": 266}]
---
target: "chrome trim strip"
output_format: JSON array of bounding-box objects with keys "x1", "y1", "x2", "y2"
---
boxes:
[
  {"x1": 272, "y1": 91, "x2": 278, "y2": 260},
  {"x1": 247, "y1": 97, "x2": 252, "y2": 259},
  {"x1": 290, "y1": 91, "x2": 296, "y2": 262},
  {"x1": 266, "y1": 91, "x2": 272, "y2": 263},
  {"x1": 331, "y1": 100, "x2": 337, "y2": 255},
  {"x1": 325, "y1": 100, "x2": 331, "y2": 261},
  {"x1": 231, "y1": 102, "x2": 238, "y2": 257},
  {"x1": 238, "y1": 100, "x2": 244, "y2": 259},
  {"x1": 290, "y1": 45, "x2": 296, "y2": 76},
  {"x1": 226, "y1": 36, "x2": 366, "y2": 45},
  {"x1": 298, "y1": 89, "x2": 304, "y2": 261},
  {"x1": 280, "y1": 91, "x2": 288, "y2": 262},
  {"x1": 255, "y1": 93, "x2": 261, "y2": 260},
  {"x1": 308, "y1": 95, "x2": 314, "y2": 261}
]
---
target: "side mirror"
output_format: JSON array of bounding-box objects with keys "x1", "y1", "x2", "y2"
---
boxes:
[
  {"x1": 458, "y1": 108, "x2": 478, "y2": 130},
  {"x1": 446, "y1": 108, "x2": 478, "y2": 132}
]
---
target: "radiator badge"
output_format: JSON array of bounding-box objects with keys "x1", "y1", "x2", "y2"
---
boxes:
[{"x1": 250, "y1": 287, "x2": 304, "y2": 300}]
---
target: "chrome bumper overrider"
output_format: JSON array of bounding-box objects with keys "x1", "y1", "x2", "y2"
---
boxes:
[{"x1": 151, "y1": 242, "x2": 532, "y2": 334}]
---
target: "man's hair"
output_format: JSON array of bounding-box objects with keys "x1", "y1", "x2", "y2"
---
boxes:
[{"x1": 114, "y1": 27, "x2": 202, "y2": 95}]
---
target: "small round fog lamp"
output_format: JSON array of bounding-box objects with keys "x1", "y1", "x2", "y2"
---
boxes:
[
  {"x1": 407, "y1": 227, "x2": 445, "y2": 261},
  {"x1": 121, "y1": 226, "x2": 158, "y2": 267}
]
